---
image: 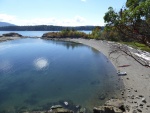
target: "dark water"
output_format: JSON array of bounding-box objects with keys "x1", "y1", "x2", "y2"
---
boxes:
[{"x1": 0, "y1": 38, "x2": 122, "y2": 112}]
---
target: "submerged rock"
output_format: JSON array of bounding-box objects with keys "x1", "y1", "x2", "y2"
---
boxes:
[
  {"x1": 50, "y1": 105, "x2": 62, "y2": 109},
  {"x1": 64, "y1": 101, "x2": 69, "y2": 106},
  {"x1": 49, "y1": 105, "x2": 73, "y2": 113},
  {"x1": 78, "y1": 108, "x2": 86, "y2": 113}
]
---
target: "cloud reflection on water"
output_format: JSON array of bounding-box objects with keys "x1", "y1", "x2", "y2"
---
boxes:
[
  {"x1": 34, "y1": 57, "x2": 49, "y2": 70},
  {"x1": 0, "y1": 60, "x2": 12, "y2": 71}
]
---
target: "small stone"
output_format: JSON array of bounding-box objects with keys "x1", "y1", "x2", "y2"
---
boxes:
[
  {"x1": 125, "y1": 105, "x2": 130, "y2": 112},
  {"x1": 135, "y1": 96, "x2": 139, "y2": 99},
  {"x1": 64, "y1": 101, "x2": 68, "y2": 106},
  {"x1": 140, "y1": 106, "x2": 143, "y2": 109},
  {"x1": 139, "y1": 95, "x2": 143, "y2": 98},
  {"x1": 133, "y1": 110, "x2": 137, "y2": 113},
  {"x1": 139, "y1": 104, "x2": 144, "y2": 106},
  {"x1": 121, "y1": 91, "x2": 124, "y2": 95},
  {"x1": 126, "y1": 78, "x2": 129, "y2": 80},
  {"x1": 51, "y1": 105, "x2": 62, "y2": 109},
  {"x1": 147, "y1": 105, "x2": 150, "y2": 107},
  {"x1": 142, "y1": 98, "x2": 146, "y2": 103},
  {"x1": 131, "y1": 95, "x2": 135, "y2": 99},
  {"x1": 137, "y1": 109, "x2": 142, "y2": 112},
  {"x1": 134, "y1": 90, "x2": 137, "y2": 92},
  {"x1": 76, "y1": 105, "x2": 80, "y2": 108},
  {"x1": 133, "y1": 106, "x2": 138, "y2": 109},
  {"x1": 98, "y1": 94, "x2": 106, "y2": 100},
  {"x1": 79, "y1": 108, "x2": 86, "y2": 113},
  {"x1": 127, "y1": 95, "x2": 130, "y2": 98}
]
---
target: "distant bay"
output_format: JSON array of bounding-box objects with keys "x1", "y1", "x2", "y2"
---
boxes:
[{"x1": 0, "y1": 31, "x2": 92, "y2": 37}]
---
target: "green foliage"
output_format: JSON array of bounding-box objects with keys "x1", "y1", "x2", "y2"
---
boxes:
[
  {"x1": 104, "y1": 7, "x2": 120, "y2": 26},
  {"x1": 103, "y1": 0, "x2": 150, "y2": 47},
  {"x1": 101, "y1": 28, "x2": 121, "y2": 41},
  {"x1": 121, "y1": 42, "x2": 150, "y2": 52},
  {"x1": 43, "y1": 28, "x2": 88, "y2": 38},
  {"x1": 89, "y1": 26, "x2": 102, "y2": 39}
]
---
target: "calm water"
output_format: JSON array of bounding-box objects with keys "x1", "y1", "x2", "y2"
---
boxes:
[
  {"x1": 0, "y1": 30, "x2": 92, "y2": 37},
  {"x1": 0, "y1": 38, "x2": 122, "y2": 112}
]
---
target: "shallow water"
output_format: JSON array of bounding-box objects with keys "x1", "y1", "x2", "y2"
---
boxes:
[{"x1": 0, "y1": 38, "x2": 122, "y2": 112}]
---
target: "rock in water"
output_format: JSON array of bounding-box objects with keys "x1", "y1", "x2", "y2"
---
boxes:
[
  {"x1": 50, "y1": 105, "x2": 73, "y2": 113},
  {"x1": 2, "y1": 32, "x2": 22, "y2": 37}
]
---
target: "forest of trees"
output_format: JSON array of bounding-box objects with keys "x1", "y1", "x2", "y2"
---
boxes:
[
  {"x1": 42, "y1": 26, "x2": 103, "y2": 39},
  {"x1": 103, "y1": 0, "x2": 150, "y2": 47},
  {"x1": 0, "y1": 25, "x2": 100, "y2": 31}
]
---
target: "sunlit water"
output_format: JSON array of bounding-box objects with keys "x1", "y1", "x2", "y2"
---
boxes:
[{"x1": 0, "y1": 38, "x2": 123, "y2": 112}]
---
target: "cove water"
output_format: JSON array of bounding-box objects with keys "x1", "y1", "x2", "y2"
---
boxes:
[{"x1": 0, "y1": 38, "x2": 122, "y2": 112}]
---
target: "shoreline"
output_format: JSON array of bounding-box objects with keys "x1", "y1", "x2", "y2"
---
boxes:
[
  {"x1": 0, "y1": 37, "x2": 150, "y2": 113},
  {"x1": 68, "y1": 38, "x2": 150, "y2": 113}
]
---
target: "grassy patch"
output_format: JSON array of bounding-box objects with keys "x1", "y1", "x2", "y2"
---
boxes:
[{"x1": 121, "y1": 42, "x2": 150, "y2": 52}]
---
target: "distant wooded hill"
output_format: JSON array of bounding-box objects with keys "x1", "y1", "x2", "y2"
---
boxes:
[
  {"x1": 0, "y1": 22, "x2": 16, "y2": 27},
  {"x1": 0, "y1": 25, "x2": 103, "y2": 31}
]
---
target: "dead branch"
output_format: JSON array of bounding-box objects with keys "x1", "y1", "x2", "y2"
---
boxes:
[{"x1": 109, "y1": 43, "x2": 150, "y2": 67}]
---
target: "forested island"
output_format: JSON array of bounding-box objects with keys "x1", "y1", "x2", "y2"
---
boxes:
[{"x1": 0, "y1": 25, "x2": 103, "y2": 31}]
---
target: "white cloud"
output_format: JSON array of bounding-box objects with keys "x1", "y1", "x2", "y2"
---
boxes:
[
  {"x1": 81, "y1": 0, "x2": 86, "y2": 2},
  {"x1": 75, "y1": 16, "x2": 86, "y2": 23},
  {"x1": 0, "y1": 13, "x2": 87, "y2": 26},
  {"x1": 0, "y1": 13, "x2": 16, "y2": 22}
]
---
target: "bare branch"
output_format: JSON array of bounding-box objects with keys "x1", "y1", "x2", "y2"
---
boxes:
[{"x1": 109, "y1": 43, "x2": 150, "y2": 67}]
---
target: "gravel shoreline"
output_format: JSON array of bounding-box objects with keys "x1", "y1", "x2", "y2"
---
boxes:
[
  {"x1": 0, "y1": 37, "x2": 150, "y2": 113},
  {"x1": 68, "y1": 38, "x2": 150, "y2": 113}
]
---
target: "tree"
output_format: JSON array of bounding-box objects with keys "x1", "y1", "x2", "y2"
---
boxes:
[
  {"x1": 104, "y1": 0, "x2": 150, "y2": 67},
  {"x1": 104, "y1": 0, "x2": 150, "y2": 47},
  {"x1": 89, "y1": 26, "x2": 102, "y2": 39}
]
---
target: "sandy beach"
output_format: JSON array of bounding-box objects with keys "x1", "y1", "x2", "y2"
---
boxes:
[
  {"x1": 0, "y1": 37, "x2": 150, "y2": 113},
  {"x1": 68, "y1": 38, "x2": 150, "y2": 113}
]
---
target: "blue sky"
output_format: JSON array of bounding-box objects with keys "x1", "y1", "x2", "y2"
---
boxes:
[{"x1": 0, "y1": 0, "x2": 126, "y2": 26}]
